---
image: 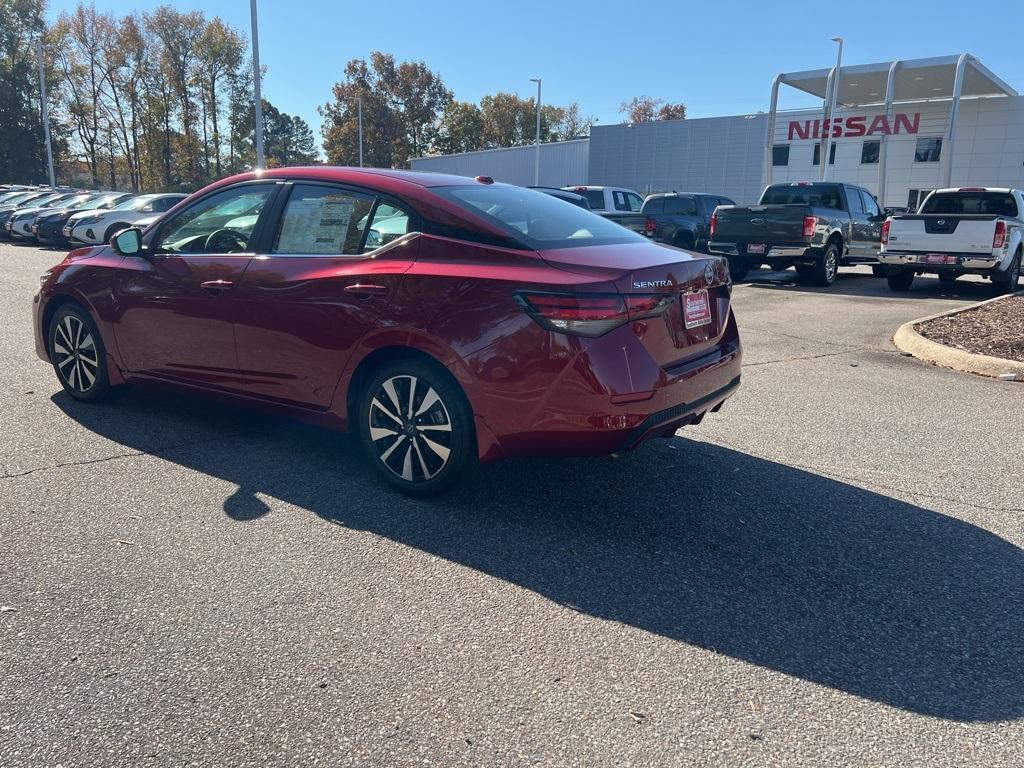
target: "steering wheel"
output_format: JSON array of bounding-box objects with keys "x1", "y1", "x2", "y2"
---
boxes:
[{"x1": 204, "y1": 228, "x2": 249, "y2": 253}]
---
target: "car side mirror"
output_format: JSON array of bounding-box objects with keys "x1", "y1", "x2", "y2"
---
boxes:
[{"x1": 111, "y1": 227, "x2": 142, "y2": 256}]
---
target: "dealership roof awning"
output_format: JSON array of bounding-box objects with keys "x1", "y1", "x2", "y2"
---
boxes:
[{"x1": 777, "y1": 54, "x2": 1017, "y2": 106}]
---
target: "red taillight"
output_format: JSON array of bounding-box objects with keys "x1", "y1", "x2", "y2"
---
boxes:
[
  {"x1": 644, "y1": 217, "x2": 657, "y2": 234},
  {"x1": 516, "y1": 292, "x2": 673, "y2": 337},
  {"x1": 710, "y1": 213, "x2": 717, "y2": 238},
  {"x1": 881, "y1": 218, "x2": 891, "y2": 245},
  {"x1": 802, "y1": 215, "x2": 817, "y2": 238},
  {"x1": 994, "y1": 220, "x2": 1007, "y2": 249}
]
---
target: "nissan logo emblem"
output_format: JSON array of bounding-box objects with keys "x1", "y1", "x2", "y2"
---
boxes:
[
  {"x1": 704, "y1": 263, "x2": 715, "y2": 285},
  {"x1": 937, "y1": 219, "x2": 946, "y2": 226}
]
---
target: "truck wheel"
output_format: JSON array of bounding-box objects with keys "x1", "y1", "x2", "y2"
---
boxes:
[
  {"x1": 673, "y1": 233, "x2": 696, "y2": 251},
  {"x1": 726, "y1": 255, "x2": 750, "y2": 282},
  {"x1": 992, "y1": 250, "x2": 1021, "y2": 295},
  {"x1": 811, "y1": 241, "x2": 841, "y2": 286},
  {"x1": 871, "y1": 264, "x2": 885, "y2": 277},
  {"x1": 887, "y1": 270, "x2": 915, "y2": 292}
]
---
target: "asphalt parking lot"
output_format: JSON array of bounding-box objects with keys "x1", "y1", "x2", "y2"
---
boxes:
[{"x1": 1, "y1": 242, "x2": 1021, "y2": 767}]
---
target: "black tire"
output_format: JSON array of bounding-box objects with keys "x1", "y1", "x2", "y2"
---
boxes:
[
  {"x1": 794, "y1": 264, "x2": 815, "y2": 277},
  {"x1": 673, "y1": 233, "x2": 696, "y2": 252},
  {"x1": 356, "y1": 357, "x2": 476, "y2": 497},
  {"x1": 992, "y1": 250, "x2": 1021, "y2": 295},
  {"x1": 726, "y1": 254, "x2": 750, "y2": 282},
  {"x1": 938, "y1": 273, "x2": 958, "y2": 284},
  {"x1": 871, "y1": 264, "x2": 886, "y2": 277},
  {"x1": 103, "y1": 222, "x2": 130, "y2": 244},
  {"x1": 48, "y1": 303, "x2": 116, "y2": 402},
  {"x1": 887, "y1": 270, "x2": 915, "y2": 292},
  {"x1": 811, "y1": 240, "x2": 841, "y2": 286}
]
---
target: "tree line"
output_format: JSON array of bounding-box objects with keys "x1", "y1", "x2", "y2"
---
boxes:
[{"x1": 0, "y1": 1, "x2": 687, "y2": 191}]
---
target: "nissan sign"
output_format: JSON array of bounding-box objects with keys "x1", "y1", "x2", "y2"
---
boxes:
[{"x1": 788, "y1": 113, "x2": 921, "y2": 141}]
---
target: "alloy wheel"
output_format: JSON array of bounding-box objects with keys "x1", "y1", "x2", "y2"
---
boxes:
[
  {"x1": 52, "y1": 314, "x2": 99, "y2": 393},
  {"x1": 824, "y1": 248, "x2": 838, "y2": 282},
  {"x1": 368, "y1": 374, "x2": 453, "y2": 483}
]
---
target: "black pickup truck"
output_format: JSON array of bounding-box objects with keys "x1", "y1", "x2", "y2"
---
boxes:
[
  {"x1": 709, "y1": 182, "x2": 885, "y2": 285},
  {"x1": 642, "y1": 192, "x2": 736, "y2": 251}
]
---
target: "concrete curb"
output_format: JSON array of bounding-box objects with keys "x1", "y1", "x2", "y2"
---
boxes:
[{"x1": 892, "y1": 294, "x2": 1024, "y2": 381}]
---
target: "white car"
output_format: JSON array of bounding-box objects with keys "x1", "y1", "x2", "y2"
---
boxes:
[{"x1": 66, "y1": 193, "x2": 187, "y2": 245}]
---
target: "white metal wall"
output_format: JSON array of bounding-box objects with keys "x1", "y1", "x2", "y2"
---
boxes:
[
  {"x1": 411, "y1": 139, "x2": 589, "y2": 187},
  {"x1": 769, "y1": 96, "x2": 1024, "y2": 208}
]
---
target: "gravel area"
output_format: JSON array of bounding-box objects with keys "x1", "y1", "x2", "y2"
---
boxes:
[{"x1": 917, "y1": 295, "x2": 1024, "y2": 363}]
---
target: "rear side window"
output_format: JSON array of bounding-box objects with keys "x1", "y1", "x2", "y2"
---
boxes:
[
  {"x1": 920, "y1": 192, "x2": 1018, "y2": 217},
  {"x1": 274, "y1": 184, "x2": 374, "y2": 255},
  {"x1": 847, "y1": 187, "x2": 865, "y2": 215},
  {"x1": 643, "y1": 198, "x2": 664, "y2": 214},
  {"x1": 363, "y1": 202, "x2": 413, "y2": 253},
  {"x1": 761, "y1": 184, "x2": 842, "y2": 209},
  {"x1": 436, "y1": 185, "x2": 646, "y2": 249}
]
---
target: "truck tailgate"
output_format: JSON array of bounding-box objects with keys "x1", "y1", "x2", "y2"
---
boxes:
[
  {"x1": 713, "y1": 205, "x2": 809, "y2": 244},
  {"x1": 887, "y1": 215, "x2": 999, "y2": 254}
]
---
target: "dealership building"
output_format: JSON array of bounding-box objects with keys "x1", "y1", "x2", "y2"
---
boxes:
[{"x1": 412, "y1": 54, "x2": 1023, "y2": 210}]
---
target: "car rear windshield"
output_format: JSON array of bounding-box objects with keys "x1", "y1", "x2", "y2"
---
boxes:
[
  {"x1": 436, "y1": 185, "x2": 646, "y2": 250},
  {"x1": 920, "y1": 192, "x2": 1018, "y2": 217},
  {"x1": 760, "y1": 184, "x2": 842, "y2": 209}
]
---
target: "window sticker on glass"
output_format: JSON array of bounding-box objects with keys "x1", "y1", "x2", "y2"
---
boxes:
[{"x1": 277, "y1": 194, "x2": 356, "y2": 254}]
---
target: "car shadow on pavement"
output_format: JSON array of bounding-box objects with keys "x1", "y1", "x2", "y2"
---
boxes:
[
  {"x1": 53, "y1": 388, "x2": 1024, "y2": 723},
  {"x1": 743, "y1": 268, "x2": 1003, "y2": 300}
]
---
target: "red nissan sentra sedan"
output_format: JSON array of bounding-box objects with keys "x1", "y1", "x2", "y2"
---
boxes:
[{"x1": 34, "y1": 168, "x2": 741, "y2": 495}]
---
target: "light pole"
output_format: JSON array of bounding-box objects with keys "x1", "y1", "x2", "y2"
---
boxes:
[
  {"x1": 357, "y1": 96, "x2": 363, "y2": 167},
  {"x1": 35, "y1": 39, "x2": 55, "y2": 187},
  {"x1": 821, "y1": 36, "x2": 843, "y2": 182},
  {"x1": 530, "y1": 78, "x2": 541, "y2": 185},
  {"x1": 250, "y1": 0, "x2": 265, "y2": 169}
]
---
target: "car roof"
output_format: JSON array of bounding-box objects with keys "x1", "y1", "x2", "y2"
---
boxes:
[{"x1": 216, "y1": 167, "x2": 485, "y2": 190}]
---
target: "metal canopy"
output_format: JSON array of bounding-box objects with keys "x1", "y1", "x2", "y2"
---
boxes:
[{"x1": 779, "y1": 54, "x2": 1017, "y2": 106}]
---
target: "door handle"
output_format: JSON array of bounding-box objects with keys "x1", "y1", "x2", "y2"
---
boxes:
[
  {"x1": 344, "y1": 283, "x2": 388, "y2": 298},
  {"x1": 200, "y1": 279, "x2": 234, "y2": 294}
]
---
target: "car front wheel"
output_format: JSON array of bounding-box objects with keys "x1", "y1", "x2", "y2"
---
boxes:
[
  {"x1": 357, "y1": 358, "x2": 476, "y2": 496},
  {"x1": 49, "y1": 304, "x2": 115, "y2": 401}
]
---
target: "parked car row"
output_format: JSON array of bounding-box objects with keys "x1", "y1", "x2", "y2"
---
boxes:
[
  {"x1": 0, "y1": 183, "x2": 187, "y2": 249},
  {"x1": 539, "y1": 181, "x2": 1021, "y2": 294}
]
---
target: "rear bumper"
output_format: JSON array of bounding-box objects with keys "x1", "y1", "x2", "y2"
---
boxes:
[
  {"x1": 880, "y1": 250, "x2": 1004, "y2": 271},
  {"x1": 709, "y1": 242, "x2": 815, "y2": 261},
  {"x1": 480, "y1": 311, "x2": 743, "y2": 459}
]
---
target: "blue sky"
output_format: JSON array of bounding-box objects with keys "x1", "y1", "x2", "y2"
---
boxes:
[{"x1": 49, "y1": 0, "x2": 1024, "y2": 142}]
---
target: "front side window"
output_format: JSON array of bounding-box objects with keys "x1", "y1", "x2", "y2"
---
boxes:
[
  {"x1": 860, "y1": 191, "x2": 882, "y2": 219},
  {"x1": 152, "y1": 196, "x2": 183, "y2": 212},
  {"x1": 861, "y1": 140, "x2": 880, "y2": 164},
  {"x1": 157, "y1": 184, "x2": 275, "y2": 254},
  {"x1": 363, "y1": 202, "x2": 413, "y2": 253},
  {"x1": 437, "y1": 185, "x2": 646, "y2": 249},
  {"x1": 772, "y1": 145, "x2": 790, "y2": 167},
  {"x1": 625, "y1": 192, "x2": 643, "y2": 212},
  {"x1": 274, "y1": 184, "x2": 374, "y2": 255},
  {"x1": 914, "y1": 138, "x2": 942, "y2": 162}
]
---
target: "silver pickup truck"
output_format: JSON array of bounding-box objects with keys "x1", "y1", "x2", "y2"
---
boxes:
[{"x1": 879, "y1": 188, "x2": 1023, "y2": 293}]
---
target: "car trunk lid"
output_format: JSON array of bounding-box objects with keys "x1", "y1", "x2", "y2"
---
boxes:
[{"x1": 887, "y1": 214, "x2": 1001, "y2": 254}]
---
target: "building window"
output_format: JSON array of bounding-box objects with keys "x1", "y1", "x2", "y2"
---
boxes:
[
  {"x1": 812, "y1": 143, "x2": 836, "y2": 166},
  {"x1": 914, "y1": 138, "x2": 942, "y2": 163},
  {"x1": 772, "y1": 145, "x2": 790, "y2": 167},
  {"x1": 861, "y1": 140, "x2": 880, "y2": 164}
]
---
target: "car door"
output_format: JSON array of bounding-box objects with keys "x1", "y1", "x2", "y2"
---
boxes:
[
  {"x1": 231, "y1": 182, "x2": 418, "y2": 407},
  {"x1": 111, "y1": 182, "x2": 279, "y2": 389},
  {"x1": 859, "y1": 190, "x2": 885, "y2": 256},
  {"x1": 844, "y1": 185, "x2": 873, "y2": 260}
]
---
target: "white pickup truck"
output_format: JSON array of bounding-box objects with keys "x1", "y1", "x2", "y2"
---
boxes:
[{"x1": 879, "y1": 187, "x2": 1023, "y2": 293}]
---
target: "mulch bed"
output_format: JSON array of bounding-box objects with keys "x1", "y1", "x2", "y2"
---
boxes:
[{"x1": 916, "y1": 295, "x2": 1024, "y2": 363}]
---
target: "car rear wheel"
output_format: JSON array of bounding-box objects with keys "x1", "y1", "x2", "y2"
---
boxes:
[
  {"x1": 811, "y1": 241, "x2": 841, "y2": 286},
  {"x1": 357, "y1": 358, "x2": 476, "y2": 496},
  {"x1": 992, "y1": 251, "x2": 1021, "y2": 295},
  {"x1": 49, "y1": 304, "x2": 115, "y2": 401},
  {"x1": 886, "y1": 270, "x2": 915, "y2": 292},
  {"x1": 726, "y1": 255, "x2": 750, "y2": 282}
]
